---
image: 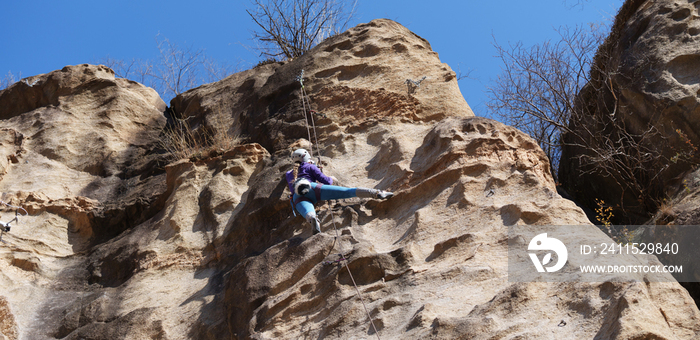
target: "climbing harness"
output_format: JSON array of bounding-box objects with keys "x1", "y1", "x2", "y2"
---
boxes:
[
  {"x1": 295, "y1": 70, "x2": 383, "y2": 340},
  {"x1": 0, "y1": 199, "x2": 28, "y2": 243},
  {"x1": 289, "y1": 181, "x2": 324, "y2": 217}
]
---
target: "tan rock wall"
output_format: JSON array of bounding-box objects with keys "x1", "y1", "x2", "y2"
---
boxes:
[{"x1": 0, "y1": 20, "x2": 697, "y2": 340}]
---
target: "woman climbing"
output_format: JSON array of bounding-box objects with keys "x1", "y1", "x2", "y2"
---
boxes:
[{"x1": 286, "y1": 149, "x2": 394, "y2": 235}]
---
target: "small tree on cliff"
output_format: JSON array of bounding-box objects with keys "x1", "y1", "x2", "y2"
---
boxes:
[
  {"x1": 488, "y1": 22, "x2": 672, "y2": 224},
  {"x1": 0, "y1": 71, "x2": 21, "y2": 91},
  {"x1": 488, "y1": 25, "x2": 605, "y2": 181},
  {"x1": 99, "y1": 36, "x2": 236, "y2": 101},
  {"x1": 247, "y1": 0, "x2": 357, "y2": 60}
]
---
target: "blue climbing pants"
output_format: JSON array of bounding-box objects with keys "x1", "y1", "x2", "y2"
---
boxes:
[{"x1": 293, "y1": 183, "x2": 356, "y2": 218}]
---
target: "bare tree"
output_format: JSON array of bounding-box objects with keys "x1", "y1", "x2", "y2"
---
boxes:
[
  {"x1": 100, "y1": 57, "x2": 154, "y2": 85},
  {"x1": 488, "y1": 25, "x2": 604, "y2": 179},
  {"x1": 0, "y1": 71, "x2": 21, "y2": 90},
  {"x1": 247, "y1": 0, "x2": 357, "y2": 60},
  {"x1": 202, "y1": 56, "x2": 238, "y2": 83},
  {"x1": 488, "y1": 23, "x2": 672, "y2": 223},
  {"x1": 97, "y1": 36, "x2": 236, "y2": 101},
  {"x1": 150, "y1": 36, "x2": 206, "y2": 99}
]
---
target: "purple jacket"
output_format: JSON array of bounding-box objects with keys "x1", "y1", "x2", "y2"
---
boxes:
[{"x1": 286, "y1": 162, "x2": 333, "y2": 192}]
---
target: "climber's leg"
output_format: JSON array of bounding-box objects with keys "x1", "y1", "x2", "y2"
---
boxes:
[
  {"x1": 314, "y1": 183, "x2": 357, "y2": 201},
  {"x1": 305, "y1": 211, "x2": 322, "y2": 235},
  {"x1": 313, "y1": 183, "x2": 394, "y2": 201},
  {"x1": 294, "y1": 198, "x2": 316, "y2": 219},
  {"x1": 293, "y1": 195, "x2": 321, "y2": 235},
  {"x1": 355, "y1": 187, "x2": 394, "y2": 200}
]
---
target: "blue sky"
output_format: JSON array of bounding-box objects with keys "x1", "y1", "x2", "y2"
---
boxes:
[{"x1": 1, "y1": 0, "x2": 622, "y2": 116}]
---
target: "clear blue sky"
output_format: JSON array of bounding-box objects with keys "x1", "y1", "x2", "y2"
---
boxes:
[{"x1": 0, "y1": 0, "x2": 622, "y2": 117}]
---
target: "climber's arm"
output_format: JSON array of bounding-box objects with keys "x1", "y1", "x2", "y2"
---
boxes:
[{"x1": 309, "y1": 164, "x2": 333, "y2": 185}]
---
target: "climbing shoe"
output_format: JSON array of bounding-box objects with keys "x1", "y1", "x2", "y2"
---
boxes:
[
  {"x1": 376, "y1": 191, "x2": 394, "y2": 200},
  {"x1": 305, "y1": 213, "x2": 322, "y2": 235},
  {"x1": 311, "y1": 218, "x2": 322, "y2": 235},
  {"x1": 356, "y1": 188, "x2": 394, "y2": 200}
]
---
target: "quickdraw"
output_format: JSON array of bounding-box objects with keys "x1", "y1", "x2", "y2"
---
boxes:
[
  {"x1": 309, "y1": 110, "x2": 326, "y2": 119},
  {"x1": 322, "y1": 253, "x2": 349, "y2": 266},
  {"x1": 405, "y1": 76, "x2": 427, "y2": 94},
  {"x1": 405, "y1": 75, "x2": 426, "y2": 88},
  {"x1": 0, "y1": 199, "x2": 28, "y2": 243}
]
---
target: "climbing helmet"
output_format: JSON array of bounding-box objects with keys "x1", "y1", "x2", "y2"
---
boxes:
[{"x1": 291, "y1": 148, "x2": 311, "y2": 163}]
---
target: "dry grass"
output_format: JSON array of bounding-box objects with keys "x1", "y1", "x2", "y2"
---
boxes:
[
  {"x1": 161, "y1": 113, "x2": 240, "y2": 162},
  {"x1": 649, "y1": 196, "x2": 680, "y2": 226}
]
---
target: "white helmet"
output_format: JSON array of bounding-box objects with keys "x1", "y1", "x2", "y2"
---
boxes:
[{"x1": 291, "y1": 149, "x2": 311, "y2": 163}]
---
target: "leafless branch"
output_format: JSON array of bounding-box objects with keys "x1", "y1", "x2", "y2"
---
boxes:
[
  {"x1": 247, "y1": 0, "x2": 357, "y2": 60},
  {"x1": 202, "y1": 57, "x2": 238, "y2": 83},
  {"x1": 456, "y1": 65, "x2": 475, "y2": 81},
  {"x1": 0, "y1": 71, "x2": 21, "y2": 90},
  {"x1": 150, "y1": 36, "x2": 205, "y2": 98},
  {"x1": 99, "y1": 56, "x2": 153, "y2": 84},
  {"x1": 96, "y1": 36, "x2": 237, "y2": 101},
  {"x1": 488, "y1": 22, "x2": 671, "y2": 219},
  {"x1": 488, "y1": 25, "x2": 603, "y2": 180}
]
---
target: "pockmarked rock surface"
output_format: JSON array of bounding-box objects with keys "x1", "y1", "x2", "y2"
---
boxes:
[
  {"x1": 170, "y1": 19, "x2": 473, "y2": 154},
  {"x1": 0, "y1": 19, "x2": 698, "y2": 340},
  {"x1": 560, "y1": 0, "x2": 700, "y2": 222}
]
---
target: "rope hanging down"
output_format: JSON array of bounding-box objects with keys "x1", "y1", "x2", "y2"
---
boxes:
[
  {"x1": 296, "y1": 70, "x2": 382, "y2": 340},
  {"x1": 296, "y1": 70, "x2": 322, "y2": 165},
  {"x1": 0, "y1": 199, "x2": 28, "y2": 243}
]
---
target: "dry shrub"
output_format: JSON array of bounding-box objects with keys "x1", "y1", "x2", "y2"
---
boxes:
[{"x1": 161, "y1": 113, "x2": 240, "y2": 161}]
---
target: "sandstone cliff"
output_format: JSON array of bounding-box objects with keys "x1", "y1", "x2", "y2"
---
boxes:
[{"x1": 0, "y1": 19, "x2": 698, "y2": 340}]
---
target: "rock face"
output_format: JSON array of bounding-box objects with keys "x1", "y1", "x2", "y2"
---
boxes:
[
  {"x1": 0, "y1": 64, "x2": 171, "y2": 340},
  {"x1": 0, "y1": 19, "x2": 698, "y2": 340},
  {"x1": 560, "y1": 0, "x2": 700, "y2": 223},
  {"x1": 0, "y1": 64, "x2": 168, "y2": 252},
  {"x1": 171, "y1": 19, "x2": 473, "y2": 154}
]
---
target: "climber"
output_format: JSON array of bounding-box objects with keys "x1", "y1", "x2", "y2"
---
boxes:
[{"x1": 286, "y1": 149, "x2": 393, "y2": 235}]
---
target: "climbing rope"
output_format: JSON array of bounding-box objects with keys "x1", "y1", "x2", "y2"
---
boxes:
[
  {"x1": 327, "y1": 204, "x2": 382, "y2": 339},
  {"x1": 301, "y1": 87, "x2": 321, "y2": 161},
  {"x1": 297, "y1": 70, "x2": 323, "y2": 166},
  {"x1": 296, "y1": 70, "x2": 316, "y2": 160},
  {"x1": 296, "y1": 70, "x2": 382, "y2": 340}
]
